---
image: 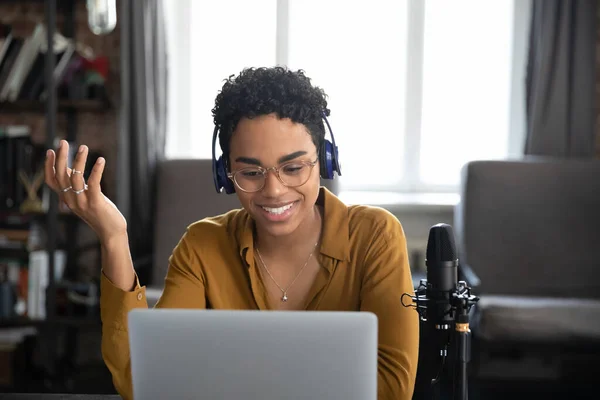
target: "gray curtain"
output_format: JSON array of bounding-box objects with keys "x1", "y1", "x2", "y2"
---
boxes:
[
  {"x1": 117, "y1": 0, "x2": 167, "y2": 278},
  {"x1": 525, "y1": 0, "x2": 597, "y2": 157}
]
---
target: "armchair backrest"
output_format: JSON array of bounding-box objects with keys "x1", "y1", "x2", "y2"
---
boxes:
[
  {"x1": 454, "y1": 158, "x2": 600, "y2": 299},
  {"x1": 152, "y1": 159, "x2": 241, "y2": 288}
]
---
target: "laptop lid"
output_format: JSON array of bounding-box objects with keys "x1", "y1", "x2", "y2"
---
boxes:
[{"x1": 128, "y1": 309, "x2": 378, "y2": 400}]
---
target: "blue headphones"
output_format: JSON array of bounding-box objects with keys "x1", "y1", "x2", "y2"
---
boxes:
[{"x1": 212, "y1": 113, "x2": 341, "y2": 194}]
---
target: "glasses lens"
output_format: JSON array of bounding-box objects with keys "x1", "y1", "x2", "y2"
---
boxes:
[
  {"x1": 234, "y1": 168, "x2": 265, "y2": 192},
  {"x1": 279, "y1": 163, "x2": 312, "y2": 187}
]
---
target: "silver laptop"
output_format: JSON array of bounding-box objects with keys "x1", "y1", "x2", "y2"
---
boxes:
[{"x1": 128, "y1": 309, "x2": 378, "y2": 400}]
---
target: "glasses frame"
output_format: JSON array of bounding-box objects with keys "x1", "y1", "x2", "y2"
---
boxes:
[{"x1": 228, "y1": 157, "x2": 319, "y2": 193}]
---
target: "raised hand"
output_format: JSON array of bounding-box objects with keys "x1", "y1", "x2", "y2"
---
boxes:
[{"x1": 45, "y1": 140, "x2": 127, "y2": 244}]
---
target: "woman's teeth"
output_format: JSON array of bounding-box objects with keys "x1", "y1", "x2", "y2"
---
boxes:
[{"x1": 261, "y1": 203, "x2": 294, "y2": 215}]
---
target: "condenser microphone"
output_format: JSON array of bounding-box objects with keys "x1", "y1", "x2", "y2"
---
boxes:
[
  {"x1": 86, "y1": 0, "x2": 117, "y2": 35},
  {"x1": 401, "y1": 223, "x2": 479, "y2": 399},
  {"x1": 425, "y1": 223, "x2": 458, "y2": 330}
]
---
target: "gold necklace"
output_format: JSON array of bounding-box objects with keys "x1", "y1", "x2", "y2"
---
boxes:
[{"x1": 255, "y1": 241, "x2": 319, "y2": 302}]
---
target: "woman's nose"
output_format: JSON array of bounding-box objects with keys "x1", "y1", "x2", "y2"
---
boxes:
[{"x1": 261, "y1": 168, "x2": 285, "y2": 197}]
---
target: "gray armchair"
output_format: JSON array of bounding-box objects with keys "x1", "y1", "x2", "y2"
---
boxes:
[
  {"x1": 145, "y1": 159, "x2": 242, "y2": 307},
  {"x1": 454, "y1": 158, "x2": 600, "y2": 383}
]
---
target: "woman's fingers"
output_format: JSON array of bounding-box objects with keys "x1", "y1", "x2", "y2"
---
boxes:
[
  {"x1": 44, "y1": 150, "x2": 60, "y2": 192},
  {"x1": 45, "y1": 141, "x2": 107, "y2": 213},
  {"x1": 86, "y1": 157, "x2": 106, "y2": 202},
  {"x1": 44, "y1": 144, "x2": 124, "y2": 239},
  {"x1": 54, "y1": 140, "x2": 72, "y2": 194},
  {"x1": 69, "y1": 145, "x2": 89, "y2": 208},
  {"x1": 70, "y1": 145, "x2": 88, "y2": 190}
]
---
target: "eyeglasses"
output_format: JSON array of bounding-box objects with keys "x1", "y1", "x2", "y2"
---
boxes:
[{"x1": 228, "y1": 158, "x2": 319, "y2": 193}]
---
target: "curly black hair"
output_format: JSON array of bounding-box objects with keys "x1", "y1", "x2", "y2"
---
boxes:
[{"x1": 212, "y1": 66, "x2": 330, "y2": 167}]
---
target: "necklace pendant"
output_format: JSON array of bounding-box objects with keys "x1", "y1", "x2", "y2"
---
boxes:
[{"x1": 282, "y1": 293, "x2": 288, "y2": 302}]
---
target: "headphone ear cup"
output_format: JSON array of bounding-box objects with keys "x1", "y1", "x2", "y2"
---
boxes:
[
  {"x1": 319, "y1": 140, "x2": 335, "y2": 179},
  {"x1": 214, "y1": 156, "x2": 236, "y2": 194},
  {"x1": 331, "y1": 141, "x2": 341, "y2": 176},
  {"x1": 212, "y1": 156, "x2": 222, "y2": 193},
  {"x1": 223, "y1": 174, "x2": 236, "y2": 194}
]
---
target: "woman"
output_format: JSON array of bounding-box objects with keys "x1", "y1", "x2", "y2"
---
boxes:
[{"x1": 44, "y1": 67, "x2": 419, "y2": 400}]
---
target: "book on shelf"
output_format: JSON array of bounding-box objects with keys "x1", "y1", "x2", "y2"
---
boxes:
[
  {"x1": 0, "y1": 249, "x2": 66, "y2": 321},
  {"x1": 27, "y1": 249, "x2": 66, "y2": 320},
  {"x1": 0, "y1": 208, "x2": 68, "y2": 321},
  {"x1": 0, "y1": 203, "x2": 65, "y2": 320},
  {"x1": 0, "y1": 22, "x2": 109, "y2": 105},
  {"x1": 0, "y1": 125, "x2": 52, "y2": 214},
  {"x1": 0, "y1": 125, "x2": 32, "y2": 212}
]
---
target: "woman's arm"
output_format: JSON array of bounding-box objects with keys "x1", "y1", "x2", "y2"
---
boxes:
[
  {"x1": 359, "y1": 213, "x2": 420, "y2": 400},
  {"x1": 100, "y1": 228, "x2": 206, "y2": 400}
]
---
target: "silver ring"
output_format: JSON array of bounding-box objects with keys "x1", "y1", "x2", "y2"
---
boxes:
[
  {"x1": 72, "y1": 184, "x2": 89, "y2": 195},
  {"x1": 72, "y1": 170, "x2": 83, "y2": 175},
  {"x1": 61, "y1": 186, "x2": 72, "y2": 192}
]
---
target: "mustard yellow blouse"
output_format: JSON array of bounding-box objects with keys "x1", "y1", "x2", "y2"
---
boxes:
[{"x1": 100, "y1": 187, "x2": 419, "y2": 400}]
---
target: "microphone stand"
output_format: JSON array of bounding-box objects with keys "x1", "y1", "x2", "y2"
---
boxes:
[
  {"x1": 401, "y1": 280, "x2": 479, "y2": 400},
  {"x1": 451, "y1": 282, "x2": 479, "y2": 400}
]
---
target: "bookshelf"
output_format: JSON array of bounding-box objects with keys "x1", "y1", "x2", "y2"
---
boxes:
[
  {"x1": 0, "y1": 0, "x2": 109, "y2": 391},
  {"x1": 0, "y1": 0, "x2": 108, "y2": 321}
]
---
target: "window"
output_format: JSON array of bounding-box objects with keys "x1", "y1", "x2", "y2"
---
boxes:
[
  {"x1": 164, "y1": 0, "x2": 277, "y2": 159},
  {"x1": 287, "y1": 0, "x2": 409, "y2": 188},
  {"x1": 165, "y1": 0, "x2": 528, "y2": 195},
  {"x1": 418, "y1": 0, "x2": 515, "y2": 188}
]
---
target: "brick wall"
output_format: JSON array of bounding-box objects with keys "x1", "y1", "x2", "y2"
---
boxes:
[{"x1": 0, "y1": 0, "x2": 120, "y2": 199}]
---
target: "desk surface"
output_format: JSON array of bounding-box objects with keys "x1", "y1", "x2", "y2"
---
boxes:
[{"x1": 0, "y1": 395, "x2": 121, "y2": 399}]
